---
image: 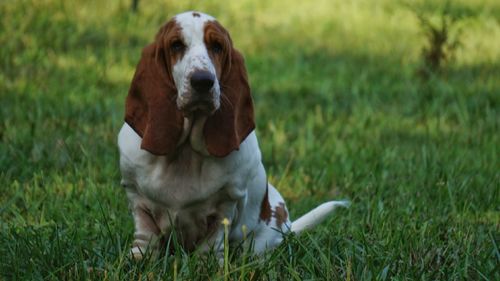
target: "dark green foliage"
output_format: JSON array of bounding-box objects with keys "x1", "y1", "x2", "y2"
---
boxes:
[{"x1": 407, "y1": 1, "x2": 470, "y2": 77}]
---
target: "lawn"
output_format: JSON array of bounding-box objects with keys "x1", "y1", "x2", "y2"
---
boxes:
[{"x1": 0, "y1": 0, "x2": 499, "y2": 280}]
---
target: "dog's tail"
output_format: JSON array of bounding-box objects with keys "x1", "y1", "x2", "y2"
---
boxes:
[{"x1": 290, "y1": 200, "x2": 350, "y2": 234}]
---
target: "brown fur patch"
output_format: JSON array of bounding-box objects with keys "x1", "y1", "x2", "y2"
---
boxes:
[
  {"x1": 259, "y1": 185, "x2": 272, "y2": 224},
  {"x1": 155, "y1": 20, "x2": 185, "y2": 67},
  {"x1": 203, "y1": 21, "x2": 231, "y2": 79},
  {"x1": 125, "y1": 19, "x2": 185, "y2": 156},
  {"x1": 273, "y1": 202, "x2": 288, "y2": 228},
  {"x1": 202, "y1": 20, "x2": 255, "y2": 157},
  {"x1": 192, "y1": 12, "x2": 201, "y2": 17}
]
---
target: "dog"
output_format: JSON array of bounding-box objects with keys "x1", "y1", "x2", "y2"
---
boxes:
[{"x1": 118, "y1": 11, "x2": 348, "y2": 259}]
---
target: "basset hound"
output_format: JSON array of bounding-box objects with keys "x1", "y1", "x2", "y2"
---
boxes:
[{"x1": 118, "y1": 11, "x2": 348, "y2": 259}]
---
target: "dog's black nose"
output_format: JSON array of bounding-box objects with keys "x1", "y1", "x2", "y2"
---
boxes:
[{"x1": 190, "y1": 71, "x2": 215, "y2": 93}]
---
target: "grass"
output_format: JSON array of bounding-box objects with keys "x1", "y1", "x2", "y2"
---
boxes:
[{"x1": 1, "y1": 0, "x2": 499, "y2": 280}]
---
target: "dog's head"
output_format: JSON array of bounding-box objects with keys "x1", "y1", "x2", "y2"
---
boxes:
[{"x1": 125, "y1": 11, "x2": 254, "y2": 157}]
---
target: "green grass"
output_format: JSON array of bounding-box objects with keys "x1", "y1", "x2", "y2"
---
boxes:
[{"x1": 1, "y1": 0, "x2": 499, "y2": 280}]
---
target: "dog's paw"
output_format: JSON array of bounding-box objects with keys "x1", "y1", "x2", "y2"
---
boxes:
[{"x1": 130, "y1": 246, "x2": 145, "y2": 261}]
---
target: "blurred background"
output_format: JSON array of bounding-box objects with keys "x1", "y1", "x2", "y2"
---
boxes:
[{"x1": 1, "y1": 0, "x2": 498, "y2": 279}]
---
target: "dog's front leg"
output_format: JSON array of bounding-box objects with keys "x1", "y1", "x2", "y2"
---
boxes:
[{"x1": 127, "y1": 192, "x2": 166, "y2": 260}]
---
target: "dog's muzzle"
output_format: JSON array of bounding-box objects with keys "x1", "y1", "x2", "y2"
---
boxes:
[{"x1": 181, "y1": 70, "x2": 218, "y2": 115}]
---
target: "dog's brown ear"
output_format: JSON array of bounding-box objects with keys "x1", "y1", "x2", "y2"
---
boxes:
[
  {"x1": 125, "y1": 41, "x2": 184, "y2": 156},
  {"x1": 203, "y1": 48, "x2": 255, "y2": 157}
]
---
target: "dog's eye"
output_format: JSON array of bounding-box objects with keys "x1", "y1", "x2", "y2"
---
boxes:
[
  {"x1": 170, "y1": 40, "x2": 185, "y2": 53},
  {"x1": 211, "y1": 42, "x2": 223, "y2": 54}
]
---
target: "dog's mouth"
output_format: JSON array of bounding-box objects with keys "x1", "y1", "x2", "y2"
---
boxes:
[
  {"x1": 178, "y1": 84, "x2": 221, "y2": 117},
  {"x1": 180, "y1": 99, "x2": 217, "y2": 117}
]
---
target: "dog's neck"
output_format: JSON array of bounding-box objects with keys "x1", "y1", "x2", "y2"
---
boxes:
[{"x1": 176, "y1": 114, "x2": 210, "y2": 156}]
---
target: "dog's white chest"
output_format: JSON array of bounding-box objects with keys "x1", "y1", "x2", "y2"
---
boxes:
[
  {"x1": 118, "y1": 125, "x2": 241, "y2": 209},
  {"x1": 120, "y1": 131, "x2": 229, "y2": 208},
  {"x1": 142, "y1": 153, "x2": 232, "y2": 207}
]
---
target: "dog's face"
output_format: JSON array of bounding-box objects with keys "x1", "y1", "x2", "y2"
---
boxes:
[
  {"x1": 126, "y1": 11, "x2": 254, "y2": 157},
  {"x1": 157, "y1": 12, "x2": 232, "y2": 116}
]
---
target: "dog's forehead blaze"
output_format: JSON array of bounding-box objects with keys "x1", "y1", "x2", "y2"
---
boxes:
[{"x1": 174, "y1": 11, "x2": 215, "y2": 46}]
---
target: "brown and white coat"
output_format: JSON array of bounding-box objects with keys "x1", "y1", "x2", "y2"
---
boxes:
[{"x1": 117, "y1": 11, "x2": 348, "y2": 258}]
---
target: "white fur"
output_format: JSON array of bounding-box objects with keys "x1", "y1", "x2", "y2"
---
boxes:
[
  {"x1": 172, "y1": 12, "x2": 220, "y2": 112},
  {"x1": 290, "y1": 201, "x2": 350, "y2": 233},
  {"x1": 118, "y1": 11, "x2": 348, "y2": 258}
]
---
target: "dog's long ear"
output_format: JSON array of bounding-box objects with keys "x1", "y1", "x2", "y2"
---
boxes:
[
  {"x1": 203, "y1": 47, "x2": 255, "y2": 157},
  {"x1": 125, "y1": 21, "x2": 184, "y2": 156}
]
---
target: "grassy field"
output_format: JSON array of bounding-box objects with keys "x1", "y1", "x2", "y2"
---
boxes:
[{"x1": 1, "y1": 0, "x2": 499, "y2": 280}]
